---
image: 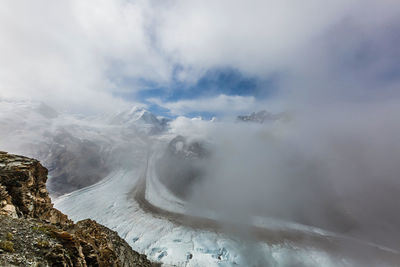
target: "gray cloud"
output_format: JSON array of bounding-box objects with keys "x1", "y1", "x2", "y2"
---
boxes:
[
  {"x1": 2, "y1": 0, "x2": 400, "y2": 114},
  {"x1": 148, "y1": 94, "x2": 283, "y2": 117},
  {"x1": 169, "y1": 101, "x2": 400, "y2": 251}
]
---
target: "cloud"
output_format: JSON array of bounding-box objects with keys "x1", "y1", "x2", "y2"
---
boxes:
[
  {"x1": 148, "y1": 94, "x2": 281, "y2": 116},
  {"x1": 156, "y1": 0, "x2": 400, "y2": 81},
  {"x1": 1, "y1": 0, "x2": 400, "y2": 115},
  {"x1": 0, "y1": 0, "x2": 169, "y2": 113},
  {"x1": 163, "y1": 99, "x2": 400, "y2": 252}
]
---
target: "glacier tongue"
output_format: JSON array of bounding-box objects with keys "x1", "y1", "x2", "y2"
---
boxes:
[
  {"x1": 53, "y1": 139, "x2": 344, "y2": 267},
  {"x1": 54, "y1": 172, "x2": 339, "y2": 267}
]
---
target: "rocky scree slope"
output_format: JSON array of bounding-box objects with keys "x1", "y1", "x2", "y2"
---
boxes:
[{"x1": 0, "y1": 151, "x2": 157, "y2": 267}]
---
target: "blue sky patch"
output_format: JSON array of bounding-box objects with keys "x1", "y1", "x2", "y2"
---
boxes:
[{"x1": 115, "y1": 67, "x2": 279, "y2": 117}]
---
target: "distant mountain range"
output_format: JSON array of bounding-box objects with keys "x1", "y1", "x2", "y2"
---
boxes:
[
  {"x1": 109, "y1": 106, "x2": 170, "y2": 134},
  {"x1": 237, "y1": 110, "x2": 288, "y2": 123},
  {"x1": 0, "y1": 100, "x2": 170, "y2": 196},
  {"x1": 0, "y1": 99, "x2": 286, "y2": 197}
]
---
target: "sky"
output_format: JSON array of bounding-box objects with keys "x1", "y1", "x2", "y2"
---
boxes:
[{"x1": 1, "y1": 0, "x2": 400, "y2": 118}]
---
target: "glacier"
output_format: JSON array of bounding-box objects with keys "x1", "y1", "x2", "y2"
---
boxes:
[
  {"x1": 1, "y1": 99, "x2": 399, "y2": 266},
  {"x1": 54, "y1": 134, "x2": 400, "y2": 266}
]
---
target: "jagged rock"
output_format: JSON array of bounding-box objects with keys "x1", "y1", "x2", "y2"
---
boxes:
[
  {"x1": 156, "y1": 136, "x2": 210, "y2": 199},
  {"x1": 73, "y1": 219, "x2": 155, "y2": 267},
  {"x1": 0, "y1": 152, "x2": 158, "y2": 267},
  {"x1": 42, "y1": 129, "x2": 111, "y2": 196},
  {"x1": 0, "y1": 152, "x2": 68, "y2": 224}
]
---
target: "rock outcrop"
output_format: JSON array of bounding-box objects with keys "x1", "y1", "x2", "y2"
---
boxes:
[
  {"x1": 156, "y1": 136, "x2": 210, "y2": 199},
  {"x1": 0, "y1": 151, "x2": 68, "y2": 224},
  {"x1": 0, "y1": 151, "x2": 156, "y2": 267}
]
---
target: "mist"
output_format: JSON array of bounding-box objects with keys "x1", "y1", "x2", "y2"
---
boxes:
[
  {"x1": 1, "y1": 0, "x2": 400, "y2": 265},
  {"x1": 163, "y1": 101, "x2": 400, "y2": 254}
]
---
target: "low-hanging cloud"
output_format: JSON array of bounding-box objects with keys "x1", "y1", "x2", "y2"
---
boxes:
[
  {"x1": 167, "y1": 101, "x2": 400, "y2": 252},
  {"x1": 148, "y1": 94, "x2": 277, "y2": 117}
]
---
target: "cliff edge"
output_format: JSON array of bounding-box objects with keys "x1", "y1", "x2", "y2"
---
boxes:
[{"x1": 0, "y1": 151, "x2": 156, "y2": 267}]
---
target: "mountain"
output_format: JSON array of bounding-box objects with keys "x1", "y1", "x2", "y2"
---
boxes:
[
  {"x1": 0, "y1": 100, "x2": 168, "y2": 196},
  {"x1": 237, "y1": 110, "x2": 288, "y2": 123},
  {"x1": 0, "y1": 151, "x2": 156, "y2": 266},
  {"x1": 0, "y1": 100, "x2": 114, "y2": 196},
  {"x1": 156, "y1": 135, "x2": 210, "y2": 199},
  {"x1": 3, "y1": 100, "x2": 398, "y2": 266},
  {"x1": 109, "y1": 106, "x2": 170, "y2": 135}
]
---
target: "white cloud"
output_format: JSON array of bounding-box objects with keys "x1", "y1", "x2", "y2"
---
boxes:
[
  {"x1": 0, "y1": 0, "x2": 169, "y2": 113},
  {"x1": 156, "y1": 0, "x2": 400, "y2": 80},
  {"x1": 148, "y1": 94, "x2": 280, "y2": 116},
  {"x1": 1, "y1": 0, "x2": 400, "y2": 114}
]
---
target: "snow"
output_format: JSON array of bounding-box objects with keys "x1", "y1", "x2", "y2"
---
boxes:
[
  {"x1": 53, "y1": 139, "x2": 343, "y2": 266},
  {"x1": 144, "y1": 149, "x2": 337, "y2": 236},
  {"x1": 2, "y1": 99, "x2": 396, "y2": 266},
  {"x1": 145, "y1": 152, "x2": 186, "y2": 214},
  {"x1": 54, "y1": 167, "x2": 342, "y2": 266},
  {"x1": 108, "y1": 106, "x2": 166, "y2": 135}
]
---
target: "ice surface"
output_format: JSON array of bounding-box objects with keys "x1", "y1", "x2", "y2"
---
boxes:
[{"x1": 54, "y1": 140, "x2": 348, "y2": 266}]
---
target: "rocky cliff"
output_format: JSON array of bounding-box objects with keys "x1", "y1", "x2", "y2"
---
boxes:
[{"x1": 0, "y1": 151, "x2": 156, "y2": 267}]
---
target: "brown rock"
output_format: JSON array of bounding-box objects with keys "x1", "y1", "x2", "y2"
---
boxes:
[
  {"x1": 0, "y1": 152, "x2": 158, "y2": 267},
  {"x1": 0, "y1": 153, "x2": 69, "y2": 224}
]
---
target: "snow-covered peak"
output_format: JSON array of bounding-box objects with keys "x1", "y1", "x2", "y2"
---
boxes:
[
  {"x1": 111, "y1": 106, "x2": 154, "y2": 124},
  {"x1": 237, "y1": 110, "x2": 288, "y2": 123},
  {"x1": 109, "y1": 106, "x2": 169, "y2": 134}
]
